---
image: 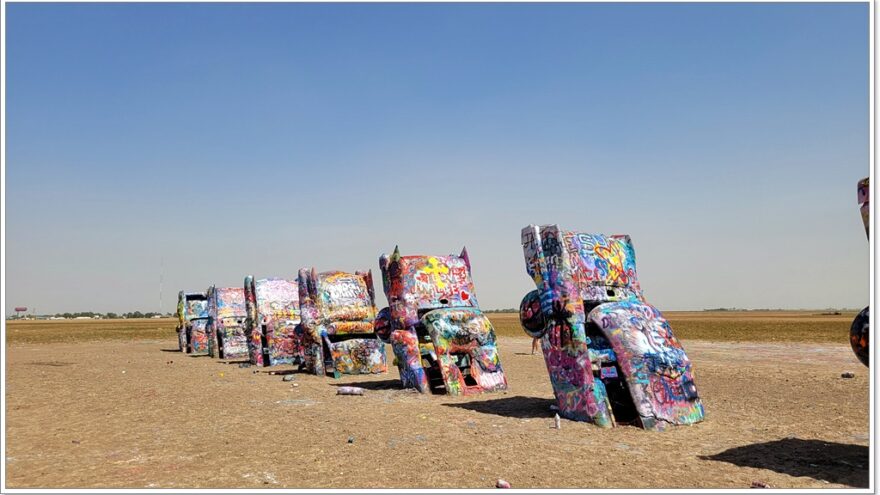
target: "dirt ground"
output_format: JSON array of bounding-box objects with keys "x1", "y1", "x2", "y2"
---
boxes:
[{"x1": 4, "y1": 332, "x2": 870, "y2": 489}]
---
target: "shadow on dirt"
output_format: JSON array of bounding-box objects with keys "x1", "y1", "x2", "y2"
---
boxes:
[
  {"x1": 255, "y1": 369, "x2": 300, "y2": 375},
  {"x1": 700, "y1": 438, "x2": 869, "y2": 487},
  {"x1": 328, "y1": 379, "x2": 403, "y2": 390},
  {"x1": 159, "y1": 349, "x2": 181, "y2": 353},
  {"x1": 443, "y1": 395, "x2": 555, "y2": 419}
]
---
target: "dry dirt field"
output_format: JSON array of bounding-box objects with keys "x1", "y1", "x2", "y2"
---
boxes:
[{"x1": 4, "y1": 313, "x2": 871, "y2": 489}]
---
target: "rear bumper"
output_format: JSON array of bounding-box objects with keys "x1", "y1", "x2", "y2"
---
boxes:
[
  {"x1": 189, "y1": 319, "x2": 210, "y2": 355},
  {"x1": 328, "y1": 337, "x2": 387, "y2": 375},
  {"x1": 217, "y1": 322, "x2": 248, "y2": 359},
  {"x1": 587, "y1": 300, "x2": 704, "y2": 429},
  {"x1": 421, "y1": 307, "x2": 508, "y2": 395},
  {"x1": 246, "y1": 319, "x2": 302, "y2": 366}
]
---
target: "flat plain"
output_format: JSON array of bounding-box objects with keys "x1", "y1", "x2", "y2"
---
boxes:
[{"x1": 4, "y1": 312, "x2": 870, "y2": 489}]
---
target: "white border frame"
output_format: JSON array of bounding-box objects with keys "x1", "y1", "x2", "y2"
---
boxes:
[{"x1": 0, "y1": 1, "x2": 874, "y2": 493}]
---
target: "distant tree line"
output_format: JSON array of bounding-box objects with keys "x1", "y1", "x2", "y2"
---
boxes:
[
  {"x1": 56, "y1": 311, "x2": 103, "y2": 318},
  {"x1": 52, "y1": 311, "x2": 171, "y2": 319},
  {"x1": 118, "y1": 311, "x2": 167, "y2": 319},
  {"x1": 7, "y1": 311, "x2": 174, "y2": 320},
  {"x1": 484, "y1": 308, "x2": 518, "y2": 313}
]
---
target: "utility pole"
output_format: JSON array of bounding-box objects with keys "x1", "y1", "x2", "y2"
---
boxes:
[{"x1": 159, "y1": 256, "x2": 164, "y2": 315}]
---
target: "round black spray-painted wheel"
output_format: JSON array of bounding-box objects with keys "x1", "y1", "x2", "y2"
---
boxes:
[
  {"x1": 850, "y1": 306, "x2": 869, "y2": 367},
  {"x1": 519, "y1": 290, "x2": 546, "y2": 339}
]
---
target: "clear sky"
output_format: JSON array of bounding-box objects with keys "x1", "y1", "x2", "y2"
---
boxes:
[{"x1": 5, "y1": 2, "x2": 870, "y2": 314}]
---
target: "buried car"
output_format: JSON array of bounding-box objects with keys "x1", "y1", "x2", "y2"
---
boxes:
[
  {"x1": 244, "y1": 276, "x2": 302, "y2": 367},
  {"x1": 176, "y1": 291, "x2": 209, "y2": 354},
  {"x1": 298, "y1": 269, "x2": 386, "y2": 377},
  {"x1": 377, "y1": 246, "x2": 507, "y2": 395},
  {"x1": 851, "y1": 177, "x2": 870, "y2": 367},
  {"x1": 520, "y1": 225, "x2": 704, "y2": 430},
  {"x1": 206, "y1": 286, "x2": 248, "y2": 360}
]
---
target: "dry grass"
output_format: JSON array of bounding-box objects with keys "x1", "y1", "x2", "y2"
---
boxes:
[
  {"x1": 5, "y1": 318, "x2": 176, "y2": 345},
  {"x1": 4, "y1": 311, "x2": 857, "y2": 345},
  {"x1": 487, "y1": 311, "x2": 857, "y2": 343}
]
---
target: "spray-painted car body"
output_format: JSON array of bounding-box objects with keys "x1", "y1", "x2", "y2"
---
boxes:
[
  {"x1": 851, "y1": 178, "x2": 870, "y2": 367},
  {"x1": 176, "y1": 291, "x2": 209, "y2": 354},
  {"x1": 244, "y1": 276, "x2": 302, "y2": 367},
  {"x1": 206, "y1": 286, "x2": 248, "y2": 359},
  {"x1": 298, "y1": 269, "x2": 386, "y2": 377},
  {"x1": 377, "y1": 247, "x2": 507, "y2": 395},
  {"x1": 520, "y1": 225, "x2": 704, "y2": 430}
]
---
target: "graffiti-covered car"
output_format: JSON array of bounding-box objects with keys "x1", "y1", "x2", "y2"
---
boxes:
[
  {"x1": 298, "y1": 269, "x2": 386, "y2": 377},
  {"x1": 176, "y1": 291, "x2": 209, "y2": 354},
  {"x1": 377, "y1": 247, "x2": 507, "y2": 395},
  {"x1": 851, "y1": 178, "x2": 869, "y2": 367},
  {"x1": 206, "y1": 286, "x2": 248, "y2": 360},
  {"x1": 244, "y1": 276, "x2": 302, "y2": 367},
  {"x1": 520, "y1": 225, "x2": 704, "y2": 430}
]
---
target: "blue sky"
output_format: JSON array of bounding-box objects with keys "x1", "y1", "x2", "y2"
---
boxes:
[{"x1": 5, "y1": 2, "x2": 870, "y2": 314}]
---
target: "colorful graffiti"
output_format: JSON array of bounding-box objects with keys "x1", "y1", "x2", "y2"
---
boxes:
[
  {"x1": 423, "y1": 309, "x2": 507, "y2": 395},
  {"x1": 206, "y1": 286, "x2": 248, "y2": 360},
  {"x1": 244, "y1": 276, "x2": 302, "y2": 367},
  {"x1": 190, "y1": 319, "x2": 209, "y2": 355},
  {"x1": 177, "y1": 293, "x2": 187, "y2": 352},
  {"x1": 298, "y1": 269, "x2": 386, "y2": 377},
  {"x1": 520, "y1": 225, "x2": 704, "y2": 430},
  {"x1": 851, "y1": 307, "x2": 869, "y2": 367},
  {"x1": 378, "y1": 246, "x2": 507, "y2": 395},
  {"x1": 851, "y1": 177, "x2": 870, "y2": 367},
  {"x1": 589, "y1": 301, "x2": 704, "y2": 428},
  {"x1": 858, "y1": 177, "x2": 869, "y2": 238},
  {"x1": 176, "y1": 291, "x2": 209, "y2": 354},
  {"x1": 519, "y1": 289, "x2": 544, "y2": 338}
]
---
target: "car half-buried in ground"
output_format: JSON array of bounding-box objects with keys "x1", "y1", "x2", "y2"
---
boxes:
[
  {"x1": 298, "y1": 268, "x2": 387, "y2": 378},
  {"x1": 176, "y1": 291, "x2": 209, "y2": 355},
  {"x1": 377, "y1": 246, "x2": 507, "y2": 395},
  {"x1": 206, "y1": 285, "x2": 248, "y2": 360},
  {"x1": 519, "y1": 225, "x2": 704, "y2": 430},
  {"x1": 244, "y1": 276, "x2": 302, "y2": 367},
  {"x1": 850, "y1": 177, "x2": 869, "y2": 367}
]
